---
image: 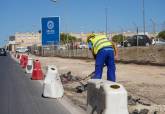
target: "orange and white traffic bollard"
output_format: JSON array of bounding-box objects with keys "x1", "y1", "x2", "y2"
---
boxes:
[{"x1": 31, "y1": 60, "x2": 43, "y2": 80}]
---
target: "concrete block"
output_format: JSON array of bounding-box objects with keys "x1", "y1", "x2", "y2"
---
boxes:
[{"x1": 87, "y1": 79, "x2": 128, "y2": 114}]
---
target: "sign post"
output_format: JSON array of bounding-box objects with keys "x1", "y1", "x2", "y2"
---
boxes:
[{"x1": 41, "y1": 17, "x2": 60, "y2": 46}]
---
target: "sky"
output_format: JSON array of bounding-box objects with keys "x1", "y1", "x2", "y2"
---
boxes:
[{"x1": 0, "y1": 0, "x2": 165, "y2": 46}]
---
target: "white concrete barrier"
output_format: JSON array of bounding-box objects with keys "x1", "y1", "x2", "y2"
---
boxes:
[
  {"x1": 87, "y1": 79, "x2": 128, "y2": 114},
  {"x1": 26, "y1": 58, "x2": 33, "y2": 73},
  {"x1": 43, "y1": 65, "x2": 64, "y2": 98}
]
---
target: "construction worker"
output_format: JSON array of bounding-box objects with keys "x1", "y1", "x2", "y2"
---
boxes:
[{"x1": 87, "y1": 33, "x2": 116, "y2": 82}]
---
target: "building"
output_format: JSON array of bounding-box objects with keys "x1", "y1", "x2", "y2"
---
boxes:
[
  {"x1": 15, "y1": 32, "x2": 41, "y2": 48},
  {"x1": 7, "y1": 36, "x2": 16, "y2": 52},
  {"x1": 8, "y1": 41, "x2": 16, "y2": 52},
  {"x1": 9, "y1": 35, "x2": 15, "y2": 41}
]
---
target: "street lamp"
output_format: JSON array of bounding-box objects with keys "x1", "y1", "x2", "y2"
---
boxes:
[
  {"x1": 50, "y1": 0, "x2": 57, "y2": 3},
  {"x1": 50, "y1": 0, "x2": 70, "y2": 48}
]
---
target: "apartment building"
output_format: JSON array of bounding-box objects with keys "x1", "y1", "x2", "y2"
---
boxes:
[{"x1": 15, "y1": 32, "x2": 41, "y2": 48}]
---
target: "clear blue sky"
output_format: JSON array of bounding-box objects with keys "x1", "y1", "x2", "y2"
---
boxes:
[{"x1": 0, "y1": 0, "x2": 165, "y2": 46}]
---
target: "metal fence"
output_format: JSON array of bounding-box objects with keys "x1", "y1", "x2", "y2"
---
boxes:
[
  {"x1": 29, "y1": 44, "x2": 165, "y2": 66},
  {"x1": 30, "y1": 45, "x2": 93, "y2": 59}
]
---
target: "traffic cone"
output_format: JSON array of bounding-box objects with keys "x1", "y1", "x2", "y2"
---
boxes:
[
  {"x1": 20, "y1": 55, "x2": 25, "y2": 67},
  {"x1": 22, "y1": 55, "x2": 28, "y2": 68},
  {"x1": 31, "y1": 60, "x2": 43, "y2": 80},
  {"x1": 20, "y1": 55, "x2": 28, "y2": 68},
  {"x1": 26, "y1": 58, "x2": 33, "y2": 74}
]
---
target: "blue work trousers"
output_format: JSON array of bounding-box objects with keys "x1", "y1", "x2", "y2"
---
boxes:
[{"x1": 93, "y1": 47, "x2": 116, "y2": 82}]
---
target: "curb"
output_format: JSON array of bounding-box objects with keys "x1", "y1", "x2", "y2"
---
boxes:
[{"x1": 38, "y1": 80, "x2": 86, "y2": 114}]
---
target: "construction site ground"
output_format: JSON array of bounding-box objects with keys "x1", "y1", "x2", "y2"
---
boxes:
[{"x1": 29, "y1": 54, "x2": 165, "y2": 113}]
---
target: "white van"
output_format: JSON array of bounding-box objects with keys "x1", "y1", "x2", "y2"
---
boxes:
[{"x1": 16, "y1": 47, "x2": 28, "y2": 53}]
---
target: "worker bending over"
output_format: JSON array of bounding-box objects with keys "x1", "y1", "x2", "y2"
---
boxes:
[{"x1": 87, "y1": 34, "x2": 117, "y2": 82}]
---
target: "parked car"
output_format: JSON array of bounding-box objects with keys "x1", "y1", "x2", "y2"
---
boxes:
[
  {"x1": 57, "y1": 45, "x2": 66, "y2": 50},
  {"x1": 152, "y1": 38, "x2": 165, "y2": 46},
  {"x1": 0, "y1": 48, "x2": 7, "y2": 56},
  {"x1": 16, "y1": 47, "x2": 29, "y2": 53},
  {"x1": 121, "y1": 35, "x2": 151, "y2": 47},
  {"x1": 79, "y1": 42, "x2": 88, "y2": 49}
]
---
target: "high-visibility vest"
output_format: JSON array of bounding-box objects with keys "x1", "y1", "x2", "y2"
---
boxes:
[{"x1": 88, "y1": 35, "x2": 112, "y2": 54}]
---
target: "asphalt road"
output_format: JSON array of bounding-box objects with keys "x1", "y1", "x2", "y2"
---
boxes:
[{"x1": 0, "y1": 54, "x2": 71, "y2": 114}]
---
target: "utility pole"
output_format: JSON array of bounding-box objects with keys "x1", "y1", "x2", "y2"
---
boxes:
[
  {"x1": 105, "y1": 7, "x2": 108, "y2": 37},
  {"x1": 142, "y1": 0, "x2": 146, "y2": 35},
  {"x1": 133, "y1": 22, "x2": 139, "y2": 35},
  {"x1": 136, "y1": 26, "x2": 139, "y2": 35},
  {"x1": 121, "y1": 27, "x2": 124, "y2": 47},
  {"x1": 104, "y1": 0, "x2": 109, "y2": 37}
]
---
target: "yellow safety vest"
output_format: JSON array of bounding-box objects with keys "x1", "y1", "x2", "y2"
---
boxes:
[{"x1": 89, "y1": 35, "x2": 112, "y2": 55}]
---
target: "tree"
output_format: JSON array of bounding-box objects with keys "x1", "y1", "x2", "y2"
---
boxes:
[
  {"x1": 60, "y1": 33, "x2": 81, "y2": 44},
  {"x1": 112, "y1": 34, "x2": 125, "y2": 43},
  {"x1": 157, "y1": 31, "x2": 165, "y2": 40}
]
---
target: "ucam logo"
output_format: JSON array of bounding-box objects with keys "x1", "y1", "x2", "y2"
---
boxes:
[
  {"x1": 47, "y1": 20, "x2": 55, "y2": 34},
  {"x1": 47, "y1": 20, "x2": 54, "y2": 29}
]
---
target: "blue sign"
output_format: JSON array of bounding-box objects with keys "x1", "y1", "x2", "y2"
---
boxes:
[{"x1": 41, "y1": 17, "x2": 60, "y2": 45}]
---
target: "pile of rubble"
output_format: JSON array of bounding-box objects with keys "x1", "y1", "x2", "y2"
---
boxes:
[
  {"x1": 128, "y1": 95, "x2": 150, "y2": 114},
  {"x1": 128, "y1": 95, "x2": 165, "y2": 114},
  {"x1": 60, "y1": 71, "x2": 81, "y2": 84},
  {"x1": 130, "y1": 109, "x2": 149, "y2": 114},
  {"x1": 128, "y1": 95, "x2": 151, "y2": 106},
  {"x1": 60, "y1": 71, "x2": 94, "y2": 93}
]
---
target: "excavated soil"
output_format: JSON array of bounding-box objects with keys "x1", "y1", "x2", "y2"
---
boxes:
[{"x1": 28, "y1": 52, "x2": 165, "y2": 114}]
